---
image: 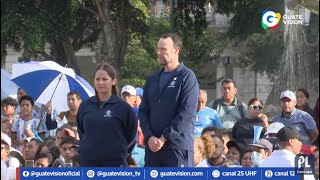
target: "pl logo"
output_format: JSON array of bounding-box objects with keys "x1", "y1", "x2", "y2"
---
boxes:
[{"x1": 261, "y1": 10, "x2": 281, "y2": 29}]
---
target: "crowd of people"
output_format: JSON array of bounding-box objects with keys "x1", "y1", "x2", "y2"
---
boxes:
[{"x1": 1, "y1": 33, "x2": 319, "y2": 180}]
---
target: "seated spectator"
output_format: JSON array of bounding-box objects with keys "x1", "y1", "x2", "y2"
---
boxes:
[
  {"x1": 35, "y1": 140, "x2": 60, "y2": 167},
  {"x1": 248, "y1": 138, "x2": 273, "y2": 167},
  {"x1": 194, "y1": 90, "x2": 223, "y2": 137},
  {"x1": 295, "y1": 88, "x2": 314, "y2": 117},
  {"x1": 241, "y1": 150, "x2": 253, "y2": 167},
  {"x1": 219, "y1": 129, "x2": 232, "y2": 155},
  {"x1": 264, "y1": 122, "x2": 285, "y2": 150},
  {"x1": 196, "y1": 135, "x2": 227, "y2": 167},
  {"x1": 60, "y1": 136, "x2": 77, "y2": 163},
  {"x1": 201, "y1": 126, "x2": 223, "y2": 138},
  {"x1": 1, "y1": 97, "x2": 18, "y2": 129},
  {"x1": 194, "y1": 134, "x2": 215, "y2": 166},
  {"x1": 8, "y1": 150, "x2": 24, "y2": 167},
  {"x1": 272, "y1": 90, "x2": 318, "y2": 144},
  {"x1": 34, "y1": 153, "x2": 52, "y2": 168},
  {"x1": 55, "y1": 124, "x2": 78, "y2": 147},
  {"x1": 232, "y1": 98, "x2": 269, "y2": 152},
  {"x1": 226, "y1": 140, "x2": 241, "y2": 165},
  {"x1": 22, "y1": 137, "x2": 42, "y2": 161},
  {"x1": 1, "y1": 132, "x2": 20, "y2": 168}
]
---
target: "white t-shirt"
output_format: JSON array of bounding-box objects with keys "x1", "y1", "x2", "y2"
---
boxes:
[
  {"x1": 196, "y1": 155, "x2": 227, "y2": 167},
  {"x1": 196, "y1": 159, "x2": 214, "y2": 167},
  {"x1": 6, "y1": 157, "x2": 20, "y2": 168},
  {"x1": 260, "y1": 149, "x2": 315, "y2": 180},
  {"x1": 259, "y1": 149, "x2": 295, "y2": 167}
]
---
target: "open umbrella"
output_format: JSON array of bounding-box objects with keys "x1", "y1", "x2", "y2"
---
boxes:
[
  {"x1": 11, "y1": 61, "x2": 94, "y2": 112},
  {"x1": 1, "y1": 68, "x2": 19, "y2": 100}
]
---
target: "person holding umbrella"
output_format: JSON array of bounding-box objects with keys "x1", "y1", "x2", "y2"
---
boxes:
[{"x1": 76, "y1": 63, "x2": 138, "y2": 167}]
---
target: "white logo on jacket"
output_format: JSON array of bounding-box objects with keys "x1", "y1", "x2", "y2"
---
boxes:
[
  {"x1": 104, "y1": 110, "x2": 112, "y2": 117},
  {"x1": 168, "y1": 77, "x2": 177, "y2": 88}
]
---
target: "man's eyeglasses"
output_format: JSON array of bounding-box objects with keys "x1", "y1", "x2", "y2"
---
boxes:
[{"x1": 250, "y1": 105, "x2": 263, "y2": 110}]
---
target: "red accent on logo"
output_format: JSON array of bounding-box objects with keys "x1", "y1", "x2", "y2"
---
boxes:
[{"x1": 16, "y1": 167, "x2": 20, "y2": 180}]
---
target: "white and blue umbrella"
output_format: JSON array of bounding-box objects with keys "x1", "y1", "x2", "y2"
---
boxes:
[
  {"x1": 11, "y1": 61, "x2": 94, "y2": 112},
  {"x1": 1, "y1": 68, "x2": 19, "y2": 100}
]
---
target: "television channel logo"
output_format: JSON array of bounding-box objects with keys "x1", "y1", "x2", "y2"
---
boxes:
[{"x1": 261, "y1": 10, "x2": 281, "y2": 29}]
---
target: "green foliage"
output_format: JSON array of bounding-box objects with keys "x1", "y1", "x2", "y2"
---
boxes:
[
  {"x1": 181, "y1": 29, "x2": 229, "y2": 76},
  {"x1": 211, "y1": 0, "x2": 284, "y2": 40},
  {"x1": 174, "y1": 0, "x2": 209, "y2": 37},
  {"x1": 1, "y1": 0, "x2": 99, "y2": 62},
  {"x1": 236, "y1": 26, "x2": 284, "y2": 81},
  {"x1": 120, "y1": 14, "x2": 229, "y2": 87},
  {"x1": 213, "y1": 0, "x2": 319, "y2": 88}
]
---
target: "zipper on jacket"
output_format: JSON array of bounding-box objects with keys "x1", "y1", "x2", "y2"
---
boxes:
[{"x1": 100, "y1": 101, "x2": 108, "y2": 109}]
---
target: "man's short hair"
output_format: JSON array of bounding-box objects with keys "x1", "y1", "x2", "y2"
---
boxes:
[
  {"x1": 34, "y1": 153, "x2": 53, "y2": 165},
  {"x1": 221, "y1": 79, "x2": 237, "y2": 88},
  {"x1": 67, "y1": 91, "x2": 82, "y2": 100},
  {"x1": 160, "y1": 33, "x2": 183, "y2": 51},
  {"x1": 28, "y1": 138, "x2": 42, "y2": 146},
  {"x1": 19, "y1": 95, "x2": 35, "y2": 106},
  {"x1": 60, "y1": 136, "x2": 77, "y2": 147}
]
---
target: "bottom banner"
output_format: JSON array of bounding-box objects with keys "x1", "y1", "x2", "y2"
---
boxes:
[{"x1": 13, "y1": 167, "x2": 311, "y2": 180}]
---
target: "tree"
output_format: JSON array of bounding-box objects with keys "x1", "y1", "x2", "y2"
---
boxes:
[
  {"x1": 1, "y1": 0, "x2": 148, "y2": 75},
  {"x1": 212, "y1": 0, "x2": 319, "y2": 104},
  {"x1": 2, "y1": 0, "x2": 227, "y2": 77},
  {"x1": 1, "y1": 0, "x2": 101, "y2": 74},
  {"x1": 120, "y1": 14, "x2": 229, "y2": 88}
]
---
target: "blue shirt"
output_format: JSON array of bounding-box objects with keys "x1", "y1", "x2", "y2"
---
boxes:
[
  {"x1": 272, "y1": 109, "x2": 317, "y2": 145},
  {"x1": 194, "y1": 107, "x2": 223, "y2": 137},
  {"x1": 131, "y1": 145, "x2": 145, "y2": 167}
]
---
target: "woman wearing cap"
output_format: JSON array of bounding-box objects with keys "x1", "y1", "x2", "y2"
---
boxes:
[
  {"x1": 296, "y1": 88, "x2": 314, "y2": 117},
  {"x1": 77, "y1": 63, "x2": 138, "y2": 167},
  {"x1": 232, "y1": 98, "x2": 269, "y2": 152}
]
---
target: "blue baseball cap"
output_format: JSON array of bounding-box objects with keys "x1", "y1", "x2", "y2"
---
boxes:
[{"x1": 136, "y1": 87, "x2": 143, "y2": 97}]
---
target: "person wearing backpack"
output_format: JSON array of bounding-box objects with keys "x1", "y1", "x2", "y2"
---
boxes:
[{"x1": 212, "y1": 79, "x2": 248, "y2": 130}]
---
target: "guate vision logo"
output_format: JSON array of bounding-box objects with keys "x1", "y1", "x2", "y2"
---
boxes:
[{"x1": 261, "y1": 10, "x2": 281, "y2": 29}]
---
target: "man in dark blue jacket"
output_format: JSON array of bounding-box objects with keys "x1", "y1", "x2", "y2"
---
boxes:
[{"x1": 140, "y1": 33, "x2": 199, "y2": 167}]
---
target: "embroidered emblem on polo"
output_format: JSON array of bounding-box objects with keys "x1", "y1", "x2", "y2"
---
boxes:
[
  {"x1": 168, "y1": 77, "x2": 177, "y2": 88},
  {"x1": 104, "y1": 110, "x2": 112, "y2": 117}
]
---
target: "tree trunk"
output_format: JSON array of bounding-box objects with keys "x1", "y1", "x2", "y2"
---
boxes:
[
  {"x1": 62, "y1": 39, "x2": 81, "y2": 75},
  {"x1": 96, "y1": 0, "x2": 129, "y2": 74},
  {"x1": 51, "y1": 39, "x2": 81, "y2": 75}
]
